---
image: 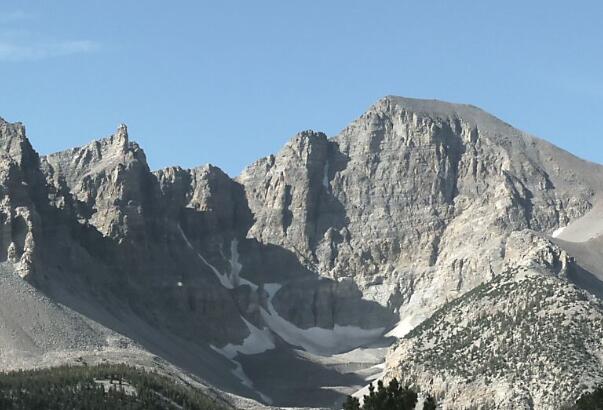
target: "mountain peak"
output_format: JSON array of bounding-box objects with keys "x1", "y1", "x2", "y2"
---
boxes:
[
  {"x1": 3, "y1": 99, "x2": 603, "y2": 409},
  {"x1": 92, "y1": 123, "x2": 130, "y2": 154},
  {"x1": 375, "y1": 95, "x2": 485, "y2": 116},
  {"x1": 115, "y1": 123, "x2": 129, "y2": 144},
  {"x1": 379, "y1": 95, "x2": 479, "y2": 111},
  {"x1": 0, "y1": 116, "x2": 38, "y2": 167},
  {"x1": 368, "y1": 95, "x2": 517, "y2": 137}
]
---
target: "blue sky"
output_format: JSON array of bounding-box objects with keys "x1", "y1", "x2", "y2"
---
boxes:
[{"x1": 0, "y1": 1, "x2": 602, "y2": 175}]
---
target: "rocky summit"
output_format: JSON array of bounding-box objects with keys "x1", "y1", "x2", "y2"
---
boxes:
[{"x1": 1, "y1": 96, "x2": 603, "y2": 409}]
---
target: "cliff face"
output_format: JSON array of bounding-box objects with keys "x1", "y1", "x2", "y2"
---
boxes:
[
  {"x1": 42, "y1": 125, "x2": 153, "y2": 241},
  {"x1": 0, "y1": 119, "x2": 47, "y2": 279},
  {"x1": 240, "y1": 97, "x2": 598, "y2": 333},
  {"x1": 2, "y1": 97, "x2": 603, "y2": 409}
]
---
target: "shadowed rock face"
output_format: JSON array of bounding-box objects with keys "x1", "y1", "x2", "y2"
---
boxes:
[
  {"x1": 240, "y1": 97, "x2": 599, "y2": 326},
  {"x1": 0, "y1": 117, "x2": 394, "y2": 407},
  {"x1": 2, "y1": 96, "x2": 603, "y2": 409}
]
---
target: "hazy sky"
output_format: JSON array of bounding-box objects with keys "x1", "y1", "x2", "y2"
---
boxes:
[{"x1": 1, "y1": 1, "x2": 602, "y2": 175}]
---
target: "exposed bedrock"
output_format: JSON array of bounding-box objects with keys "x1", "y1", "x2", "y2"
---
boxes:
[{"x1": 2, "y1": 96, "x2": 603, "y2": 408}]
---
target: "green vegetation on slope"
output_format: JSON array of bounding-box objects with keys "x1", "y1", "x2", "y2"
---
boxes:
[
  {"x1": 570, "y1": 386, "x2": 603, "y2": 409},
  {"x1": 342, "y1": 378, "x2": 603, "y2": 410},
  {"x1": 393, "y1": 268, "x2": 603, "y2": 407},
  {"x1": 0, "y1": 363, "x2": 231, "y2": 410},
  {"x1": 343, "y1": 378, "x2": 436, "y2": 410}
]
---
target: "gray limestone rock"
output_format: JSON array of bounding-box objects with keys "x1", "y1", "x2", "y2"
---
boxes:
[{"x1": 2, "y1": 96, "x2": 603, "y2": 409}]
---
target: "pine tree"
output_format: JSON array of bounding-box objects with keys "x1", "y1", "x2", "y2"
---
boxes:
[
  {"x1": 343, "y1": 395, "x2": 361, "y2": 410},
  {"x1": 423, "y1": 394, "x2": 437, "y2": 410},
  {"x1": 343, "y1": 378, "x2": 422, "y2": 410},
  {"x1": 573, "y1": 386, "x2": 603, "y2": 409}
]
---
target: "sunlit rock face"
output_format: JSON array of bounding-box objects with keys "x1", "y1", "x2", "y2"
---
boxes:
[
  {"x1": 240, "y1": 97, "x2": 597, "y2": 331},
  {"x1": 237, "y1": 97, "x2": 603, "y2": 407},
  {"x1": 2, "y1": 96, "x2": 603, "y2": 409}
]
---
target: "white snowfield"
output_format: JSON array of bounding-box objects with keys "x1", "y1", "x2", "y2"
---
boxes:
[
  {"x1": 183, "y1": 233, "x2": 387, "y2": 359},
  {"x1": 553, "y1": 199, "x2": 603, "y2": 242},
  {"x1": 178, "y1": 224, "x2": 234, "y2": 289},
  {"x1": 226, "y1": 238, "x2": 259, "y2": 290},
  {"x1": 352, "y1": 363, "x2": 386, "y2": 401},
  {"x1": 212, "y1": 318, "x2": 275, "y2": 360},
  {"x1": 552, "y1": 227, "x2": 566, "y2": 238},
  {"x1": 184, "y1": 234, "x2": 385, "y2": 360},
  {"x1": 179, "y1": 226, "x2": 258, "y2": 291},
  {"x1": 211, "y1": 317, "x2": 274, "y2": 404},
  {"x1": 211, "y1": 317, "x2": 275, "y2": 403},
  {"x1": 179, "y1": 229, "x2": 270, "y2": 400},
  {"x1": 192, "y1": 238, "x2": 387, "y2": 404},
  {"x1": 260, "y1": 284, "x2": 385, "y2": 356},
  {"x1": 385, "y1": 313, "x2": 427, "y2": 338}
]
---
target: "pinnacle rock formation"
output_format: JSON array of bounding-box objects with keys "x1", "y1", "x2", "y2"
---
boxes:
[{"x1": 1, "y1": 97, "x2": 603, "y2": 409}]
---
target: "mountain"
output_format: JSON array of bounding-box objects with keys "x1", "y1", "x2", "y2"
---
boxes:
[
  {"x1": 1, "y1": 96, "x2": 603, "y2": 409},
  {"x1": 387, "y1": 263, "x2": 603, "y2": 409}
]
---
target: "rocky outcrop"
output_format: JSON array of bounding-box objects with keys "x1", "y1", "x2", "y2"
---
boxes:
[
  {"x1": 42, "y1": 124, "x2": 156, "y2": 241},
  {"x1": 155, "y1": 164, "x2": 253, "y2": 238},
  {"x1": 2, "y1": 96, "x2": 603, "y2": 409},
  {"x1": 240, "y1": 97, "x2": 599, "y2": 331},
  {"x1": 236, "y1": 97, "x2": 603, "y2": 407},
  {"x1": 240, "y1": 135, "x2": 337, "y2": 269},
  {"x1": 0, "y1": 119, "x2": 45, "y2": 279},
  {"x1": 21, "y1": 123, "x2": 391, "y2": 406},
  {"x1": 385, "y1": 262, "x2": 603, "y2": 409}
]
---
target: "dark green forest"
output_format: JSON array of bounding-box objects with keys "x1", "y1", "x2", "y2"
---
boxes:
[
  {"x1": 2, "y1": 365, "x2": 603, "y2": 409},
  {"x1": 0, "y1": 364, "x2": 230, "y2": 410},
  {"x1": 571, "y1": 386, "x2": 603, "y2": 410},
  {"x1": 342, "y1": 379, "x2": 436, "y2": 410}
]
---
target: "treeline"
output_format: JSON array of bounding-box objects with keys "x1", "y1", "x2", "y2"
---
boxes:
[
  {"x1": 571, "y1": 386, "x2": 603, "y2": 410},
  {"x1": 343, "y1": 378, "x2": 436, "y2": 410},
  {"x1": 3, "y1": 364, "x2": 602, "y2": 409},
  {"x1": 344, "y1": 379, "x2": 603, "y2": 409},
  {"x1": 0, "y1": 363, "x2": 230, "y2": 410}
]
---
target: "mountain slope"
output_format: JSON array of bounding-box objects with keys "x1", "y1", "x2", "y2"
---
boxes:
[
  {"x1": 386, "y1": 264, "x2": 603, "y2": 409},
  {"x1": 1, "y1": 96, "x2": 603, "y2": 409},
  {"x1": 240, "y1": 96, "x2": 601, "y2": 336}
]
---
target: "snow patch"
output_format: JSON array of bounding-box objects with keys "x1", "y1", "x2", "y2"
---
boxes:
[
  {"x1": 229, "y1": 238, "x2": 243, "y2": 286},
  {"x1": 386, "y1": 313, "x2": 427, "y2": 338},
  {"x1": 552, "y1": 226, "x2": 566, "y2": 238},
  {"x1": 211, "y1": 317, "x2": 274, "y2": 404},
  {"x1": 260, "y1": 283, "x2": 385, "y2": 356},
  {"x1": 178, "y1": 225, "x2": 234, "y2": 289},
  {"x1": 179, "y1": 226, "x2": 257, "y2": 290},
  {"x1": 228, "y1": 239, "x2": 258, "y2": 291},
  {"x1": 230, "y1": 361, "x2": 253, "y2": 391},
  {"x1": 231, "y1": 361, "x2": 272, "y2": 404},
  {"x1": 352, "y1": 363, "x2": 386, "y2": 401},
  {"x1": 214, "y1": 317, "x2": 275, "y2": 360},
  {"x1": 263, "y1": 283, "x2": 282, "y2": 299},
  {"x1": 551, "y1": 200, "x2": 603, "y2": 242}
]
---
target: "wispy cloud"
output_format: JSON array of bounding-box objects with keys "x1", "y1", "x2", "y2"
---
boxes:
[
  {"x1": 0, "y1": 9, "x2": 99, "y2": 62},
  {"x1": 0, "y1": 39, "x2": 98, "y2": 61}
]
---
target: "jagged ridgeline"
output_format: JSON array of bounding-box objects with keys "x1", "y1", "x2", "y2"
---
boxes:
[{"x1": 1, "y1": 96, "x2": 603, "y2": 409}]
